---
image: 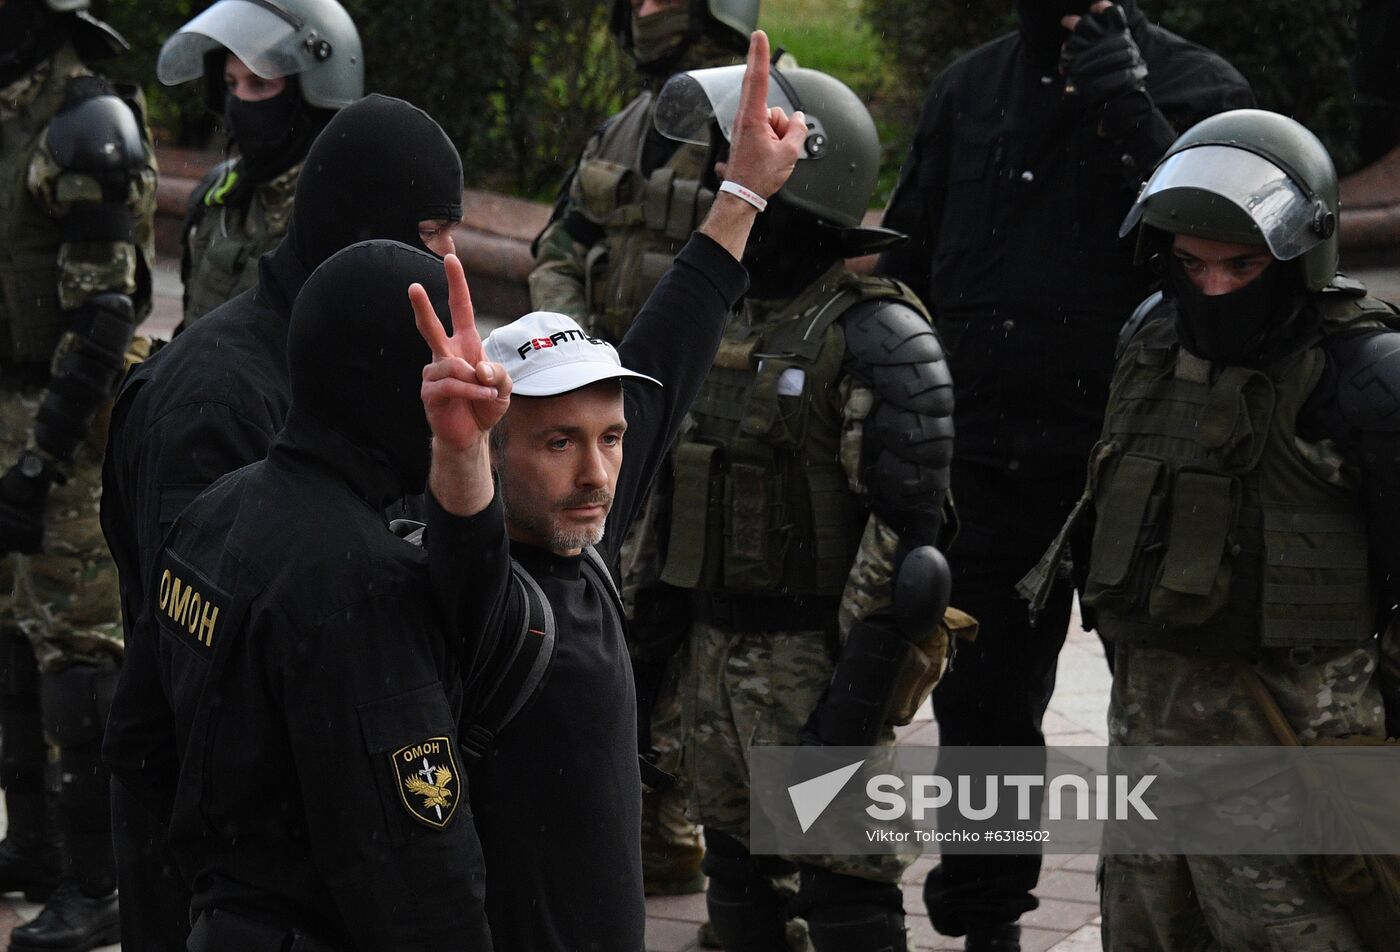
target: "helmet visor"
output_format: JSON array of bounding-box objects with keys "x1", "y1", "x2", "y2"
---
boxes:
[
  {"x1": 655, "y1": 64, "x2": 823, "y2": 154},
  {"x1": 1120, "y1": 145, "x2": 1324, "y2": 261},
  {"x1": 158, "y1": 0, "x2": 310, "y2": 86}
]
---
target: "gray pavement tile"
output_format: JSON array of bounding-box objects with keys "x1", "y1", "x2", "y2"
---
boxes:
[
  {"x1": 647, "y1": 891, "x2": 709, "y2": 923},
  {"x1": 1047, "y1": 921, "x2": 1104, "y2": 951},
  {"x1": 1033, "y1": 868, "x2": 1099, "y2": 903},
  {"x1": 645, "y1": 916, "x2": 703, "y2": 952},
  {"x1": 1060, "y1": 852, "x2": 1101, "y2": 873},
  {"x1": 1022, "y1": 896, "x2": 1100, "y2": 932}
]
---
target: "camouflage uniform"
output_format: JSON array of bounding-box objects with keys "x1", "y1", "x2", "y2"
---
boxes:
[
  {"x1": 1102, "y1": 644, "x2": 1379, "y2": 952},
  {"x1": 181, "y1": 157, "x2": 299, "y2": 327},
  {"x1": 1025, "y1": 296, "x2": 1396, "y2": 952},
  {"x1": 671, "y1": 273, "x2": 939, "y2": 928},
  {"x1": 530, "y1": 34, "x2": 742, "y2": 894},
  {"x1": 0, "y1": 34, "x2": 155, "y2": 937},
  {"x1": 1, "y1": 43, "x2": 155, "y2": 669}
]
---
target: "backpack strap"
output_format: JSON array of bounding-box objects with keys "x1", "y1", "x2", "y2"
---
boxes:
[{"x1": 458, "y1": 563, "x2": 558, "y2": 760}]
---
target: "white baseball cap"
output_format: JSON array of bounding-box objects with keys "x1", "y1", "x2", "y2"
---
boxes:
[{"x1": 483, "y1": 311, "x2": 662, "y2": 397}]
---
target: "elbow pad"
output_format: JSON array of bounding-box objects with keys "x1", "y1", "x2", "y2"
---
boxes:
[{"x1": 35, "y1": 292, "x2": 134, "y2": 464}]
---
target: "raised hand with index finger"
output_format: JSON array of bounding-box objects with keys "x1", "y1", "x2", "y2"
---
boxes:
[
  {"x1": 721, "y1": 30, "x2": 808, "y2": 202},
  {"x1": 408, "y1": 253, "x2": 512, "y2": 452}
]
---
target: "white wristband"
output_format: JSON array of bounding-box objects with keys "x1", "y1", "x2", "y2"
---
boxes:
[{"x1": 718, "y1": 179, "x2": 768, "y2": 213}]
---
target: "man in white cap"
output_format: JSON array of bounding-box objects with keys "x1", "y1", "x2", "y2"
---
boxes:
[{"x1": 408, "y1": 29, "x2": 805, "y2": 951}]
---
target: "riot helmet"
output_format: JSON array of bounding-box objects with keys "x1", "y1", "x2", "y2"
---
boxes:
[
  {"x1": 158, "y1": 0, "x2": 363, "y2": 112},
  {"x1": 657, "y1": 63, "x2": 891, "y2": 234},
  {"x1": 1120, "y1": 109, "x2": 1340, "y2": 292},
  {"x1": 657, "y1": 63, "x2": 899, "y2": 298},
  {"x1": 1, "y1": 0, "x2": 127, "y2": 85},
  {"x1": 611, "y1": 0, "x2": 756, "y2": 73}
]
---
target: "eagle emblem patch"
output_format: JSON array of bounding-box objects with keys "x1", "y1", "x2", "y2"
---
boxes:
[{"x1": 391, "y1": 736, "x2": 459, "y2": 829}]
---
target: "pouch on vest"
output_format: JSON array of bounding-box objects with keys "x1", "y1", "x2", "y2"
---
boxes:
[
  {"x1": 742, "y1": 357, "x2": 809, "y2": 451},
  {"x1": 661, "y1": 441, "x2": 725, "y2": 589},
  {"x1": 1149, "y1": 470, "x2": 1240, "y2": 626},
  {"x1": 1083, "y1": 452, "x2": 1164, "y2": 609},
  {"x1": 577, "y1": 159, "x2": 631, "y2": 223},
  {"x1": 722, "y1": 439, "x2": 788, "y2": 592}
]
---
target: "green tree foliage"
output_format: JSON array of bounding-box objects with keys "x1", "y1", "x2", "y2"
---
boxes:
[
  {"x1": 860, "y1": 0, "x2": 1365, "y2": 175},
  {"x1": 99, "y1": 0, "x2": 636, "y2": 197}
]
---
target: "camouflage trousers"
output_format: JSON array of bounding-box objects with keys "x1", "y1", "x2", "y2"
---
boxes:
[
  {"x1": 683, "y1": 622, "x2": 915, "y2": 884},
  {"x1": 0, "y1": 388, "x2": 123, "y2": 673},
  {"x1": 1101, "y1": 642, "x2": 1383, "y2": 952}
]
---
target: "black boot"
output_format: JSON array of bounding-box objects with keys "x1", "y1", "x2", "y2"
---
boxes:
[
  {"x1": 0, "y1": 789, "x2": 61, "y2": 901},
  {"x1": 965, "y1": 922, "x2": 1021, "y2": 952},
  {"x1": 8, "y1": 881, "x2": 120, "y2": 951}
]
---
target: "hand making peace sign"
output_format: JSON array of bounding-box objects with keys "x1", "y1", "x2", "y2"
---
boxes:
[{"x1": 408, "y1": 253, "x2": 513, "y2": 451}]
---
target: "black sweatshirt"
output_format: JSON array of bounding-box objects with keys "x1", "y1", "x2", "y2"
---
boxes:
[
  {"x1": 878, "y1": 3, "x2": 1253, "y2": 474},
  {"x1": 458, "y1": 233, "x2": 747, "y2": 952}
]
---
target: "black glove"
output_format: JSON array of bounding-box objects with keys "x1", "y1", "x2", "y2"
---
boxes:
[
  {"x1": 0, "y1": 453, "x2": 55, "y2": 555},
  {"x1": 1060, "y1": 4, "x2": 1148, "y2": 106}
]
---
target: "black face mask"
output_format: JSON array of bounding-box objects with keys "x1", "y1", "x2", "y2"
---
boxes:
[
  {"x1": 742, "y1": 197, "x2": 843, "y2": 301},
  {"x1": 1015, "y1": 0, "x2": 1091, "y2": 69},
  {"x1": 284, "y1": 94, "x2": 464, "y2": 274},
  {"x1": 1165, "y1": 254, "x2": 1305, "y2": 367},
  {"x1": 224, "y1": 79, "x2": 323, "y2": 185},
  {"x1": 287, "y1": 240, "x2": 452, "y2": 496}
]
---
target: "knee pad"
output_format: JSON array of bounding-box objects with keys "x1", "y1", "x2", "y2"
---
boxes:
[
  {"x1": 795, "y1": 865, "x2": 906, "y2": 952},
  {"x1": 703, "y1": 828, "x2": 794, "y2": 952},
  {"x1": 41, "y1": 663, "x2": 118, "y2": 748}
]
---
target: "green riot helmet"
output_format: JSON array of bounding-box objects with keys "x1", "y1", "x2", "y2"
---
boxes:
[
  {"x1": 1120, "y1": 109, "x2": 1340, "y2": 291},
  {"x1": 158, "y1": 0, "x2": 363, "y2": 112},
  {"x1": 656, "y1": 63, "x2": 895, "y2": 251},
  {"x1": 611, "y1": 0, "x2": 757, "y2": 68}
]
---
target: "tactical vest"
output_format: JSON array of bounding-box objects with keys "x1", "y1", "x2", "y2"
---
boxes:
[
  {"x1": 182, "y1": 159, "x2": 298, "y2": 326},
  {"x1": 0, "y1": 47, "x2": 78, "y2": 365},
  {"x1": 660, "y1": 270, "x2": 925, "y2": 602},
  {"x1": 573, "y1": 91, "x2": 713, "y2": 342},
  {"x1": 1077, "y1": 293, "x2": 1395, "y2": 655}
]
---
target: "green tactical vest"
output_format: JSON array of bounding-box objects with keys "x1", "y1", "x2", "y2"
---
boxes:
[
  {"x1": 0, "y1": 47, "x2": 78, "y2": 365},
  {"x1": 572, "y1": 91, "x2": 713, "y2": 343},
  {"x1": 1077, "y1": 293, "x2": 1395, "y2": 656},
  {"x1": 660, "y1": 269, "x2": 927, "y2": 598},
  {"x1": 182, "y1": 159, "x2": 298, "y2": 326}
]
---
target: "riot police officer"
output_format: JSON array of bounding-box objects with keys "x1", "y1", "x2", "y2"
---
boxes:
[
  {"x1": 651, "y1": 64, "x2": 954, "y2": 951},
  {"x1": 157, "y1": 0, "x2": 363, "y2": 327},
  {"x1": 0, "y1": 0, "x2": 156, "y2": 947},
  {"x1": 102, "y1": 93, "x2": 465, "y2": 950},
  {"x1": 877, "y1": 4, "x2": 1253, "y2": 947},
  {"x1": 529, "y1": 0, "x2": 759, "y2": 898},
  {"x1": 1024, "y1": 108, "x2": 1400, "y2": 950}
]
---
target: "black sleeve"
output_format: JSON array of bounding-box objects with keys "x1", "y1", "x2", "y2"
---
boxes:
[
  {"x1": 284, "y1": 601, "x2": 492, "y2": 950},
  {"x1": 424, "y1": 489, "x2": 515, "y2": 678},
  {"x1": 1357, "y1": 429, "x2": 1400, "y2": 605},
  {"x1": 605, "y1": 232, "x2": 748, "y2": 559},
  {"x1": 875, "y1": 77, "x2": 951, "y2": 305}
]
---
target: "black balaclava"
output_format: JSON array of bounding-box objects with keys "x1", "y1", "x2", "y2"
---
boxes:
[
  {"x1": 257, "y1": 93, "x2": 462, "y2": 319},
  {"x1": 1164, "y1": 253, "x2": 1311, "y2": 367},
  {"x1": 743, "y1": 195, "x2": 844, "y2": 301},
  {"x1": 1015, "y1": 0, "x2": 1093, "y2": 70},
  {"x1": 286, "y1": 240, "x2": 453, "y2": 496},
  {"x1": 223, "y1": 75, "x2": 329, "y2": 187},
  {"x1": 0, "y1": 0, "x2": 59, "y2": 88},
  {"x1": 283, "y1": 93, "x2": 463, "y2": 273}
]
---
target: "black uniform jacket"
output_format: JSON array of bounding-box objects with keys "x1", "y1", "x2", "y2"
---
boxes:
[
  {"x1": 115, "y1": 408, "x2": 502, "y2": 950},
  {"x1": 459, "y1": 233, "x2": 747, "y2": 952},
  {"x1": 878, "y1": 8, "x2": 1254, "y2": 473},
  {"x1": 102, "y1": 244, "x2": 305, "y2": 639}
]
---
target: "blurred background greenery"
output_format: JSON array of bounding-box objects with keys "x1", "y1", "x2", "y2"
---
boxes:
[{"x1": 99, "y1": 0, "x2": 1383, "y2": 206}]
